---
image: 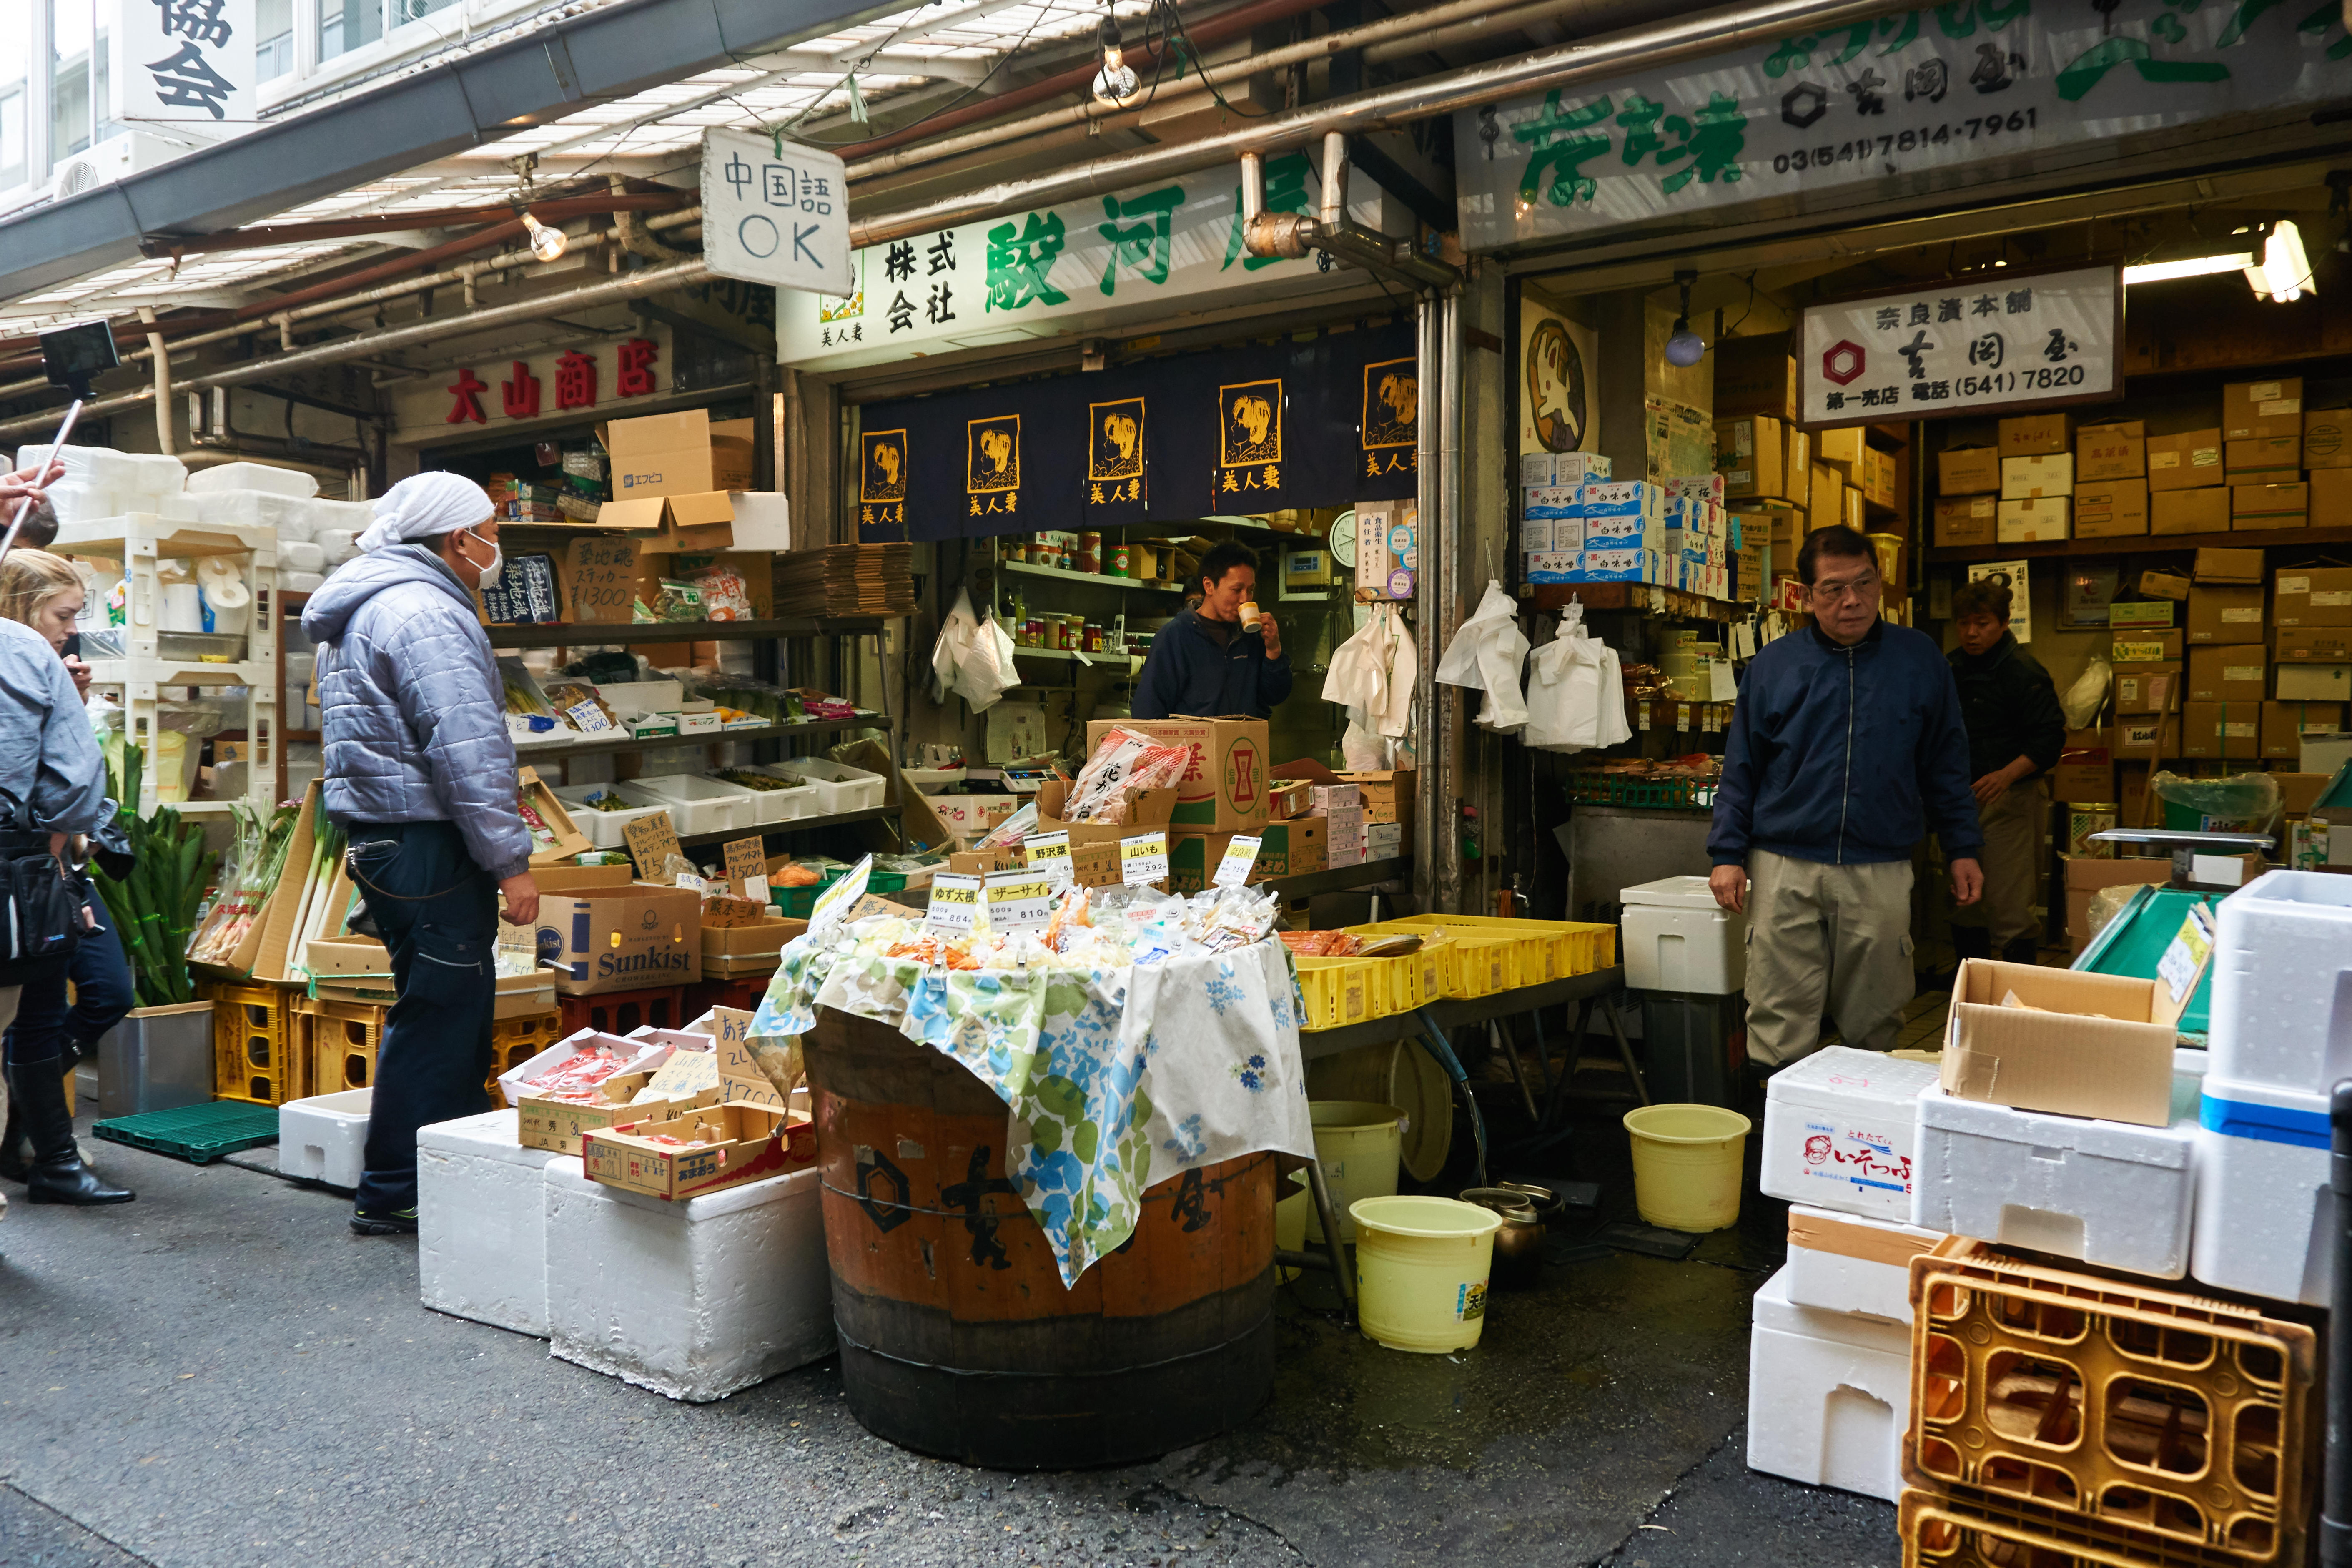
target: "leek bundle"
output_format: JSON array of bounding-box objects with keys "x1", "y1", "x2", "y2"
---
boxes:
[{"x1": 91, "y1": 745, "x2": 216, "y2": 1007}]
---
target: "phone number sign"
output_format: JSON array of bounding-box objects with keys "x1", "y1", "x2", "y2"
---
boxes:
[{"x1": 1799, "y1": 264, "x2": 2120, "y2": 429}]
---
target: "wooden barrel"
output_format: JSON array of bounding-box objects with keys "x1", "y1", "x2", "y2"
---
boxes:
[{"x1": 804, "y1": 1007, "x2": 1276, "y2": 1469}]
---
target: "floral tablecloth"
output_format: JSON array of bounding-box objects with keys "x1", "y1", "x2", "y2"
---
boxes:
[{"x1": 751, "y1": 938, "x2": 1314, "y2": 1285}]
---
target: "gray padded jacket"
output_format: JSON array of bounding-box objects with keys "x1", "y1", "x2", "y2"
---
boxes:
[
  {"x1": 302, "y1": 544, "x2": 532, "y2": 881},
  {"x1": 0, "y1": 617, "x2": 109, "y2": 835}
]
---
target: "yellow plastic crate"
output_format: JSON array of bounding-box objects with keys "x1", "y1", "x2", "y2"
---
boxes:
[
  {"x1": 1347, "y1": 923, "x2": 1523, "y2": 997},
  {"x1": 1293, "y1": 957, "x2": 1376, "y2": 1030},
  {"x1": 202, "y1": 980, "x2": 303, "y2": 1106},
  {"x1": 1358, "y1": 915, "x2": 1616, "y2": 980}
]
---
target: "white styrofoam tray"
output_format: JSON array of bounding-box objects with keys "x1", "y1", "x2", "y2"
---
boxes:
[
  {"x1": 1910, "y1": 1071, "x2": 2199, "y2": 1279},
  {"x1": 1760, "y1": 1046, "x2": 1938, "y2": 1222},
  {"x1": 2192, "y1": 1071, "x2": 2332, "y2": 1307},
  {"x1": 2209, "y1": 868, "x2": 2352, "y2": 1095},
  {"x1": 494, "y1": 1028, "x2": 669, "y2": 1109},
  {"x1": 417, "y1": 1109, "x2": 566, "y2": 1337},
  {"x1": 550, "y1": 782, "x2": 672, "y2": 849},
  {"x1": 1746, "y1": 1265, "x2": 1911, "y2": 1503},
  {"x1": 612, "y1": 775, "x2": 749, "y2": 836},
  {"x1": 1784, "y1": 1204, "x2": 1942, "y2": 1325},
  {"x1": 278, "y1": 1089, "x2": 371, "y2": 1189},
  {"x1": 542, "y1": 1156, "x2": 834, "y2": 1402}
]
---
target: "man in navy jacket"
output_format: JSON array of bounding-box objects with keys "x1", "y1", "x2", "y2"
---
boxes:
[
  {"x1": 1133, "y1": 539, "x2": 1294, "y2": 720},
  {"x1": 1708, "y1": 525, "x2": 1984, "y2": 1068}
]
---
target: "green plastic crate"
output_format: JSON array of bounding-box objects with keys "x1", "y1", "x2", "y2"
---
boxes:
[
  {"x1": 772, "y1": 866, "x2": 906, "y2": 918},
  {"x1": 93, "y1": 1101, "x2": 281, "y2": 1164},
  {"x1": 2072, "y1": 884, "x2": 2222, "y2": 1040}
]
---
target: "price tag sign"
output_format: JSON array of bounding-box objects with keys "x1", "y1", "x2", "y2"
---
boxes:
[
  {"x1": 565, "y1": 698, "x2": 614, "y2": 734},
  {"x1": 623, "y1": 811, "x2": 685, "y2": 881},
  {"x1": 565, "y1": 536, "x2": 640, "y2": 624},
  {"x1": 1119, "y1": 830, "x2": 1168, "y2": 886},
  {"x1": 926, "y1": 873, "x2": 982, "y2": 933},
  {"x1": 984, "y1": 869, "x2": 1056, "y2": 931},
  {"x1": 810, "y1": 855, "x2": 873, "y2": 933},
  {"x1": 1023, "y1": 830, "x2": 1074, "y2": 891},
  {"x1": 722, "y1": 836, "x2": 769, "y2": 902},
  {"x1": 1214, "y1": 835, "x2": 1263, "y2": 888}
]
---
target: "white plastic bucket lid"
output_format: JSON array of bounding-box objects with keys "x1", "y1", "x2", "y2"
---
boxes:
[{"x1": 1620, "y1": 874, "x2": 1720, "y2": 908}]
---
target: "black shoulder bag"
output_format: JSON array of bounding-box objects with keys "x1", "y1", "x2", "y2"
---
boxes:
[{"x1": 0, "y1": 825, "x2": 95, "y2": 987}]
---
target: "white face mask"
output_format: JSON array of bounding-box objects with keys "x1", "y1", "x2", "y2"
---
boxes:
[{"x1": 461, "y1": 526, "x2": 503, "y2": 590}]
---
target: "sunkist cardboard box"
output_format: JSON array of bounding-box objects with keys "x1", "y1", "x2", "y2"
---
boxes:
[
  {"x1": 1085, "y1": 717, "x2": 1270, "y2": 831},
  {"x1": 1942, "y1": 951, "x2": 2210, "y2": 1128},
  {"x1": 534, "y1": 876, "x2": 702, "y2": 996}
]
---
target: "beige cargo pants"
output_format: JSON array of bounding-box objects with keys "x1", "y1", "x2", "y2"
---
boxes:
[
  {"x1": 1744, "y1": 851, "x2": 1915, "y2": 1068},
  {"x1": 1949, "y1": 778, "x2": 2044, "y2": 951}
]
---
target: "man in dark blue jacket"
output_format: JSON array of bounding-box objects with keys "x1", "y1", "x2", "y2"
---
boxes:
[
  {"x1": 1133, "y1": 539, "x2": 1294, "y2": 720},
  {"x1": 1708, "y1": 526, "x2": 1984, "y2": 1068}
]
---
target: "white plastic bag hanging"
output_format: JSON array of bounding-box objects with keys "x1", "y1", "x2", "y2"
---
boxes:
[
  {"x1": 928, "y1": 587, "x2": 1019, "y2": 712},
  {"x1": 928, "y1": 588, "x2": 979, "y2": 703},
  {"x1": 1433, "y1": 581, "x2": 1528, "y2": 733},
  {"x1": 1523, "y1": 601, "x2": 1630, "y2": 752},
  {"x1": 1322, "y1": 606, "x2": 1392, "y2": 712},
  {"x1": 2060, "y1": 656, "x2": 2111, "y2": 731}
]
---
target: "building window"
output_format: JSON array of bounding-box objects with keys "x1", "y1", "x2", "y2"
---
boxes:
[
  {"x1": 258, "y1": 0, "x2": 294, "y2": 79},
  {"x1": 320, "y1": 0, "x2": 382, "y2": 63},
  {"x1": 391, "y1": 0, "x2": 456, "y2": 23},
  {"x1": 0, "y1": 71, "x2": 25, "y2": 193},
  {"x1": 48, "y1": 0, "x2": 94, "y2": 166}
]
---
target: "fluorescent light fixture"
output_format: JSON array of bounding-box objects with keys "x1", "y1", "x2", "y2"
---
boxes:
[
  {"x1": 2244, "y1": 220, "x2": 2314, "y2": 303},
  {"x1": 2122, "y1": 252, "x2": 2253, "y2": 286}
]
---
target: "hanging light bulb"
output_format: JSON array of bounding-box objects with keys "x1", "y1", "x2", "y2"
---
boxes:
[
  {"x1": 2243, "y1": 220, "x2": 2315, "y2": 303},
  {"x1": 522, "y1": 210, "x2": 567, "y2": 264},
  {"x1": 1665, "y1": 268, "x2": 1706, "y2": 367},
  {"x1": 1093, "y1": 14, "x2": 1140, "y2": 105}
]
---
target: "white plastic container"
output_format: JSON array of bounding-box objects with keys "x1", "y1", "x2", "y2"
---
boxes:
[
  {"x1": 1746, "y1": 1264, "x2": 1910, "y2": 1503},
  {"x1": 542, "y1": 1157, "x2": 834, "y2": 1401},
  {"x1": 759, "y1": 757, "x2": 883, "y2": 814},
  {"x1": 1760, "y1": 1046, "x2": 1937, "y2": 1221},
  {"x1": 1911, "y1": 1071, "x2": 2199, "y2": 1279},
  {"x1": 186, "y1": 459, "x2": 318, "y2": 497},
  {"x1": 417, "y1": 1109, "x2": 566, "y2": 1337},
  {"x1": 277, "y1": 1088, "x2": 371, "y2": 1189},
  {"x1": 592, "y1": 678, "x2": 685, "y2": 718},
  {"x1": 551, "y1": 782, "x2": 672, "y2": 849},
  {"x1": 2192, "y1": 1071, "x2": 2332, "y2": 1306},
  {"x1": 701, "y1": 772, "x2": 812, "y2": 826},
  {"x1": 1784, "y1": 1204, "x2": 1942, "y2": 1325},
  {"x1": 494, "y1": 1028, "x2": 669, "y2": 1109},
  {"x1": 1620, "y1": 875, "x2": 1745, "y2": 993},
  {"x1": 612, "y1": 775, "x2": 749, "y2": 836},
  {"x1": 2209, "y1": 868, "x2": 2352, "y2": 1094}
]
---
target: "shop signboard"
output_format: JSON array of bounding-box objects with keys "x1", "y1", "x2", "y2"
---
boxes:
[
  {"x1": 1454, "y1": 3, "x2": 2349, "y2": 251},
  {"x1": 701, "y1": 129, "x2": 853, "y2": 300},
  {"x1": 1798, "y1": 264, "x2": 2120, "y2": 429},
  {"x1": 780, "y1": 161, "x2": 1390, "y2": 371},
  {"x1": 118, "y1": 0, "x2": 256, "y2": 127},
  {"x1": 386, "y1": 324, "x2": 674, "y2": 444}
]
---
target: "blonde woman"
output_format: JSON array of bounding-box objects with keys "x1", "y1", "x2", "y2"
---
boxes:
[{"x1": 0, "y1": 549, "x2": 134, "y2": 1206}]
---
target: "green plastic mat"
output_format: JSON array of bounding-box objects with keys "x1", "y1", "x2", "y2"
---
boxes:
[
  {"x1": 2072, "y1": 885, "x2": 2222, "y2": 1040},
  {"x1": 93, "y1": 1101, "x2": 280, "y2": 1164}
]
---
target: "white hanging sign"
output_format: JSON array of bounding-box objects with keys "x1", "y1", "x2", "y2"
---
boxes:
[
  {"x1": 118, "y1": 0, "x2": 256, "y2": 126},
  {"x1": 701, "y1": 128, "x2": 854, "y2": 300}
]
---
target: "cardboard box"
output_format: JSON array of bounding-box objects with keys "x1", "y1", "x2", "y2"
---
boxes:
[
  {"x1": 2231, "y1": 481, "x2": 2307, "y2": 529},
  {"x1": 2001, "y1": 454, "x2": 2074, "y2": 500},
  {"x1": 582, "y1": 1101, "x2": 816, "y2": 1200},
  {"x1": 518, "y1": 766, "x2": 592, "y2": 867},
  {"x1": 1814, "y1": 425, "x2": 1866, "y2": 477},
  {"x1": 2152, "y1": 487, "x2": 2229, "y2": 535},
  {"x1": 518, "y1": 1073, "x2": 723, "y2": 1156},
  {"x1": 2187, "y1": 583, "x2": 2267, "y2": 645},
  {"x1": 1166, "y1": 825, "x2": 1320, "y2": 893},
  {"x1": 1999, "y1": 413, "x2": 2070, "y2": 457},
  {"x1": 2187, "y1": 645, "x2": 2266, "y2": 703},
  {"x1": 1712, "y1": 339, "x2": 1799, "y2": 420},
  {"x1": 534, "y1": 881, "x2": 701, "y2": 996},
  {"x1": 700, "y1": 917, "x2": 806, "y2": 977},
  {"x1": 1996, "y1": 497, "x2": 2068, "y2": 542},
  {"x1": 2074, "y1": 479, "x2": 2148, "y2": 539},
  {"x1": 1083, "y1": 718, "x2": 1269, "y2": 831},
  {"x1": 2276, "y1": 567, "x2": 2352, "y2": 627},
  {"x1": 2277, "y1": 629, "x2": 2352, "y2": 663},
  {"x1": 1336, "y1": 769, "x2": 1415, "y2": 826},
  {"x1": 2109, "y1": 599, "x2": 2177, "y2": 628},
  {"x1": 2049, "y1": 731, "x2": 2114, "y2": 803},
  {"x1": 2076, "y1": 421, "x2": 2145, "y2": 482},
  {"x1": 2061, "y1": 856, "x2": 2174, "y2": 956},
  {"x1": 1269, "y1": 779, "x2": 1314, "y2": 820},
  {"x1": 1715, "y1": 416, "x2": 1787, "y2": 500},
  {"x1": 2263, "y1": 702, "x2": 2346, "y2": 759},
  {"x1": 2110, "y1": 630, "x2": 2182, "y2": 663},
  {"x1": 945, "y1": 846, "x2": 1020, "y2": 876},
  {"x1": 2225, "y1": 434, "x2": 2300, "y2": 474},
  {"x1": 2182, "y1": 700, "x2": 2262, "y2": 758},
  {"x1": 2276, "y1": 663, "x2": 2352, "y2": 700},
  {"x1": 1809, "y1": 462, "x2": 1841, "y2": 525},
  {"x1": 1032, "y1": 778, "x2": 1179, "y2": 841},
  {"x1": 2307, "y1": 467, "x2": 2352, "y2": 526},
  {"x1": 1943, "y1": 958, "x2": 2205, "y2": 1128},
  {"x1": 2111, "y1": 715, "x2": 2181, "y2": 763},
  {"x1": 2304, "y1": 409, "x2": 2352, "y2": 470},
  {"x1": 2275, "y1": 771, "x2": 2333, "y2": 816},
  {"x1": 2111, "y1": 663, "x2": 2182, "y2": 715},
  {"x1": 1860, "y1": 445, "x2": 1898, "y2": 509},
  {"x1": 2224, "y1": 377, "x2": 2303, "y2": 441},
  {"x1": 2194, "y1": 548, "x2": 2266, "y2": 584},
  {"x1": 1938, "y1": 447, "x2": 2001, "y2": 496},
  {"x1": 2134, "y1": 572, "x2": 2190, "y2": 605},
  {"x1": 1934, "y1": 494, "x2": 1997, "y2": 547},
  {"x1": 2146, "y1": 428, "x2": 2224, "y2": 492}
]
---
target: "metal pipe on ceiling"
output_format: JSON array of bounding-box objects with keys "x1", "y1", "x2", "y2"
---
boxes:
[{"x1": 135, "y1": 193, "x2": 694, "y2": 256}]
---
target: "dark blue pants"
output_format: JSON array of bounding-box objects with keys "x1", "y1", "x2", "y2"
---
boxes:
[
  {"x1": 345, "y1": 820, "x2": 497, "y2": 1213},
  {"x1": 3, "y1": 904, "x2": 134, "y2": 1069}
]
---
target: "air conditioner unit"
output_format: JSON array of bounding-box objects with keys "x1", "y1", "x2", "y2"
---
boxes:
[{"x1": 47, "y1": 128, "x2": 216, "y2": 202}]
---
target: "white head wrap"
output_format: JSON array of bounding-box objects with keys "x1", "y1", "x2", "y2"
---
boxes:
[{"x1": 357, "y1": 472, "x2": 495, "y2": 554}]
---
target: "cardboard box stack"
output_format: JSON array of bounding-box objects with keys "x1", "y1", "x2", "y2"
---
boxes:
[{"x1": 1526, "y1": 467, "x2": 1736, "y2": 594}]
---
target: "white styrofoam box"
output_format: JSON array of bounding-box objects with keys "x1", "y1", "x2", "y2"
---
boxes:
[
  {"x1": 1746, "y1": 1265, "x2": 1911, "y2": 1503},
  {"x1": 316, "y1": 529, "x2": 360, "y2": 565},
  {"x1": 39, "y1": 479, "x2": 119, "y2": 522},
  {"x1": 278, "y1": 1089, "x2": 372, "y2": 1189},
  {"x1": 550, "y1": 782, "x2": 672, "y2": 849},
  {"x1": 612, "y1": 774, "x2": 748, "y2": 836},
  {"x1": 2210, "y1": 869, "x2": 2352, "y2": 1094},
  {"x1": 281, "y1": 540, "x2": 326, "y2": 572},
  {"x1": 418, "y1": 1109, "x2": 565, "y2": 1336},
  {"x1": 592, "y1": 677, "x2": 685, "y2": 717},
  {"x1": 186, "y1": 459, "x2": 318, "y2": 497},
  {"x1": 725, "y1": 491, "x2": 790, "y2": 552},
  {"x1": 311, "y1": 498, "x2": 376, "y2": 529},
  {"x1": 494, "y1": 1028, "x2": 669, "y2": 1109},
  {"x1": 1620, "y1": 874, "x2": 1745, "y2": 993},
  {"x1": 1761, "y1": 1046, "x2": 1938, "y2": 1221},
  {"x1": 283, "y1": 570, "x2": 325, "y2": 593},
  {"x1": 2192, "y1": 1072, "x2": 2332, "y2": 1306},
  {"x1": 46, "y1": 447, "x2": 185, "y2": 495},
  {"x1": 1910, "y1": 1071, "x2": 2199, "y2": 1279},
  {"x1": 542, "y1": 1157, "x2": 834, "y2": 1401},
  {"x1": 760, "y1": 757, "x2": 883, "y2": 815},
  {"x1": 704, "y1": 771, "x2": 815, "y2": 825},
  {"x1": 1784, "y1": 1205, "x2": 1941, "y2": 1324},
  {"x1": 186, "y1": 488, "x2": 314, "y2": 536}
]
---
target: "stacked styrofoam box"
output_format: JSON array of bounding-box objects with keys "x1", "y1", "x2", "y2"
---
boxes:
[
  {"x1": 1746, "y1": 1264, "x2": 1911, "y2": 1502},
  {"x1": 2195, "y1": 869, "x2": 2352, "y2": 1305},
  {"x1": 278, "y1": 1088, "x2": 372, "y2": 1189},
  {"x1": 186, "y1": 459, "x2": 317, "y2": 498},
  {"x1": 542, "y1": 1157, "x2": 834, "y2": 1401},
  {"x1": 417, "y1": 1109, "x2": 567, "y2": 1336},
  {"x1": 1760, "y1": 1046, "x2": 1937, "y2": 1221},
  {"x1": 1910, "y1": 1064, "x2": 2202, "y2": 1279},
  {"x1": 15, "y1": 445, "x2": 186, "y2": 521},
  {"x1": 1783, "y1": 1205, "x2": 1941, "y2": 1325}
]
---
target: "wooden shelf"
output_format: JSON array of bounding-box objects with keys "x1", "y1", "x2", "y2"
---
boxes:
[
  {"x1": 1926, "y1": 525, "x2": 2352, "y2": 565},
  {"x1": 513, "y1": 712, "x2": 889, "y2": 762},
  {"x1": 482, "y1": 617, "x2": 889, "y2": 647},
  {"x1": 1003, "y1": 561, "x2": 1184, "y2": 593},
  {"x1": 1516, "y1": 582, "x2": 1749, "y2": 622},
  {"x1": 1010, "y1": 646, "x2": 1141, "y2": 667}
]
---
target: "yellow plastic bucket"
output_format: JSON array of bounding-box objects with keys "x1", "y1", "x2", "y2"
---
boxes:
[
  {"x1": 1350, "y1": 1195, "x2": 1502, "y2": 1354},
  {"x1": 1306, "y1": 1101, "x2": 1405, "y2": 1242},
  {"x1": 1305, "y1": 1041, "x2": 1454, "y2": 1183},
  {"x1": 1622, "y1": 1103, "x2": 1753, "y2": 1232}
]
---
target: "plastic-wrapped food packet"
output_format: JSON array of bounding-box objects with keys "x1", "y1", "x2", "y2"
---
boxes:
[{"x1": 687, "y1": 566, "x2": 754, "y2": 620}]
